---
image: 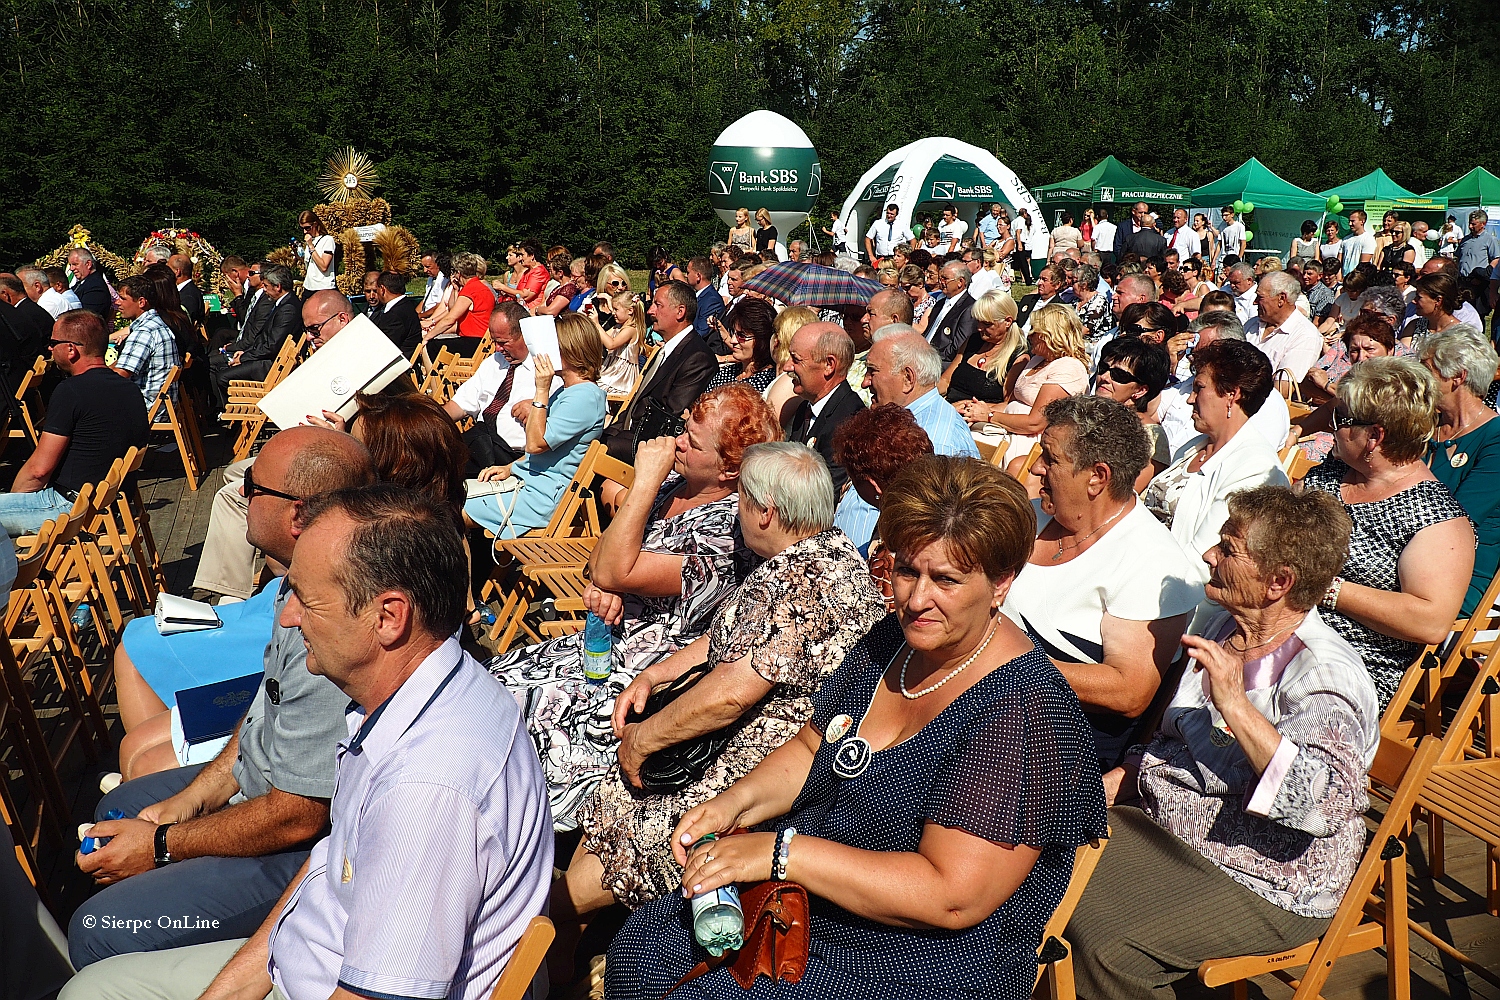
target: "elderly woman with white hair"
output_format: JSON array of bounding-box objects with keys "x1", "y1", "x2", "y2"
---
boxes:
[
  {"x1": 546, "y1": 441, "x2": 884, "y2": 982},
  {"x1": 1422, "y1": 328, "x2": 1500, "y2": 617}
]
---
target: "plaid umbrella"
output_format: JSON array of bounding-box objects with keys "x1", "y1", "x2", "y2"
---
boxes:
[
  {"x1": 738, "y1": 260, "x2": 807, "y2": 303},
  {"x1": 785, "y1": 265, "x2": 886, "y2": 309},
  {"x1": 740, "y1": 261, "x2": 885, "y2": 309}
]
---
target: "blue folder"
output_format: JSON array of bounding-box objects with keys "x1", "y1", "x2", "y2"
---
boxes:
[{"x1": 175, "y1": 672, "x2": 263, "y2": 745}]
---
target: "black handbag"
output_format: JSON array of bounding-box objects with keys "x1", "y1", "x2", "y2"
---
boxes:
[
  {"x1": 633, "y1": 395, "x2": 687, "y2": 453},
  {"x1": 625, "y1": 661, "x2": 733, "y2": 795}
]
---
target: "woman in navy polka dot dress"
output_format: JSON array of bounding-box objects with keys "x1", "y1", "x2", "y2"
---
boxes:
[{"x1": 605, "y1": 457, "x2": 1107, "y2": 1000}]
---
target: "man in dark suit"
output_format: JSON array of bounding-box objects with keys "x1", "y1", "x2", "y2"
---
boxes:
[
  {"x1": 66, "y1": 248, "x2": 112, "y2": 320},
  {"x1": 1116, "y1": 201, "x2": 1168, "y2": 260},
  {"x1": 782, "y1": 322, "x2": 865, "y2": 494},
  {"x1": 686, "y1": 256, "x2": 727, "y2": 356},
  {"x1": 1015, "y1": 263, "x2": 1068, "y2": 331},
  {"x1": 0, "y1": 271, "x2": 53, "y2": 363},
  {"x1": 367, "y1": 271, "x2": 422, "y2": 357},
  {"x1": 602, "y1": 280, "x2": 716, "y2": 463},
  {"x1": 210, "y1": 262, "x2": 302, "y2": 415},
  {"x1": 170, "y1": 254, "x2": 206, "y2": 326},
  {"x1": 922, "y1": 263, "x2": 977, "y2": 364}
]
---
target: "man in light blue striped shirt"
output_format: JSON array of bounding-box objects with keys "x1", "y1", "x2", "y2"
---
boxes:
[
  {"x1": 833, "y1": 326, "x2": 979, "y2": 552},
  {"x1": 62, "y1": 486, "x2": 554, "y2": 1000}
]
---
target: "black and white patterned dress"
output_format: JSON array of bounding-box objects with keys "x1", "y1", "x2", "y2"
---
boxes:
[
  {"x1": 1301, "y1": 459, "x2": 1472, "y2": 706},
  {"x1": 582, "y1": 530, "x2": 885, "y2": 907},
  {"x1": 486, "y1": 474, "x2": 759, "y2": 830}
]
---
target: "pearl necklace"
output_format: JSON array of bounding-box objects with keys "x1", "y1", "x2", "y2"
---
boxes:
[{"x1": 898, "y1": 617, "x2": 997, "y2": 699}]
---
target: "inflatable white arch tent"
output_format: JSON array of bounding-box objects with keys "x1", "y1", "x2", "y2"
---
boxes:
[{"x1": 837, "y1": 137, "x2": 1049, "y2": 261}]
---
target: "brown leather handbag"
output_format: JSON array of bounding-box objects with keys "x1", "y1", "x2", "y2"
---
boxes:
[{"x1": 670, "y1": 880, "x2": 810, "y2": 993}]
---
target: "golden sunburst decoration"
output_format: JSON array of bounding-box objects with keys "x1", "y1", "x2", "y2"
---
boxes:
[{"x1": 319, "y1": 147, "x2": 380, "y2": 204}]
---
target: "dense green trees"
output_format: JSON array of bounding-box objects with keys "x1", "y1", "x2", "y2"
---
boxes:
[{"x1": 1, "y1": 0, "x2": 1496, "y2": 269}]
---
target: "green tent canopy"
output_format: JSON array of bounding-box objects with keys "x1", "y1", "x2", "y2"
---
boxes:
[
  {"x1": 1034, "y1": 156, "x2": 1192, "y2": 207},
  {"x1": 1192, "y1": 157, "x2": 1326, "y2": 212},
  {"x1": 1320, "y1": 168, "x2": 1446, "y2": 213},
  {"x1": 1425, "y1": 167, "x2": 1500, "y2": 206}
]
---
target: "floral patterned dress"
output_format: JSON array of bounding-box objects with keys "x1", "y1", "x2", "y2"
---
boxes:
[
  {"x1": 486, "y1": 474, "x2": 758, "y2": 830},
  {"x1": 581, "y1": 530, "x2": 885, "y2": 906}
]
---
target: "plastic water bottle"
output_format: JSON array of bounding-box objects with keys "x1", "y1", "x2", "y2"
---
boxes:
[
  {"x1": 80, "y1": 809, "x2": 125, "y2": 855},
  {"x1": 583, "y1": 612, "x2": 612, "y2": 684},
  {"x1": 688, "y1": 835, "x2": 744, "y2": 956}
]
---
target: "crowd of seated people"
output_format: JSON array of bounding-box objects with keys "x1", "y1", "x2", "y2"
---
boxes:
[{"x1": 35, "y1": 231, "x2": 1500, "y2": 1000}]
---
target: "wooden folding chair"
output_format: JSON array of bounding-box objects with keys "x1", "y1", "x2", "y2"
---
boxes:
[
  {"x1": 0, "y1": 628, "x2": 68, "y2": 851},
  {"x1": 488, "y1": 915, "x2": 555, "y2": 1000},
  {"x1": 146, "y1": 363, "x2": 210, "y2": 490},
  {"x1": 116, "y1": 446, "x2": 168, "y2": 598},
  {"x1": 1198, "y1": 735, "x2": 1441, "y2": 1000},
  {"x1": 8, "y1": 357, "x2": 46, "y2": 446},
  {"x1": 1033, "y1": 830, "x2": 1110, "y2": 1000},
  {"x1": 225, "y1": 334, "x2": 308, "y2": 461}
]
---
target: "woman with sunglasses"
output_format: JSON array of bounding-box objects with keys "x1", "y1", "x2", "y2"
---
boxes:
[
  {"x1": 1142, "y1": 339, "x2": 1289, "y2": 584},
  {"x1": 1301, "y1": 357, "x2": 1473, "y2": 707},
  {"x1": 906, "y1": 263, "x2": 939, "y2": 336},
  {"x1": 297, "y1": 211, "x2": 336, "y2": 299},
  {"x1": 1094, "y1": 337, "x2": 1174, "y2": 490},
  {"x1": 704, "y1": 299, "x2": 779, "y2": 394}
]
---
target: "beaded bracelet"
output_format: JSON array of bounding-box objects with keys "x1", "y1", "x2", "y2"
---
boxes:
[
  {"x1": 773, "y1": 827, "x2": 797, "y2": 881},
  {"x1": 1321, "y1": 576, "x2": 1342, "y2": 611}
]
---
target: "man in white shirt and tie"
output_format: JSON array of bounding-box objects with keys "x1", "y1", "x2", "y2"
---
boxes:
[
  {"x1": 1242, "y1": 270, "x2": 1323, "y2": 385},
  {"x1": 1166, "y1": 208, "x2": 1202, "y2": 259},
  {"x1": 864, "y1": 204, "x2": 914, "y2": 264}
]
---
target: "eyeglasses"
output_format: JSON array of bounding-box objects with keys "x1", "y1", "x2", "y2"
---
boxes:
[
  {"x1": 1330, "y1": 408, "x2": 1374, "y2": 431},
  {"x1": 248, "y1": 270, "x2": 262, "y2": 277},
  {"x1": 300, "y1": 225, "x2": 314, "y2": 232},
  {"x1": 1123, "y1": 323, "x2": 1166, "y2": 337},
  {"x1": 304, "y1": 314, "x2": 346, "y2": 338},
  {"x1": 47, "y1": 339, "x2": 81, "y2": 349},
  {"x1": 1100, "y1": 365, "x2": 1141, "y2": 385},
  {"x1": 606, "y1": 280, "x2": 627, "y2": 288},
  {"x1": 243, "y1": 465, "x2": 305, "y2": 503},
  {"x1": 725, "y1": 329, "x2": 753, "y2": 343}
]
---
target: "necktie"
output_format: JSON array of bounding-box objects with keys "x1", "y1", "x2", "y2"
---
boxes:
[
  {"x1": 483, "y1": 362, "x2": 517, "y2": 432},
  {"x1": 790, "y1": 401, "x2": 813, "y2": 443}
]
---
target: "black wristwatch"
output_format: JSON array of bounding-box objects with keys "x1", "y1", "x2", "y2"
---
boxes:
[{"x1": 154, "y1": 823, "x2": 176, "y2": 867}]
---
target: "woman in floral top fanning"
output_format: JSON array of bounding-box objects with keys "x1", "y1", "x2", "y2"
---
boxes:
[{"x1": 1068, "y1": 486, "x2": 1380, "y2": 1000}]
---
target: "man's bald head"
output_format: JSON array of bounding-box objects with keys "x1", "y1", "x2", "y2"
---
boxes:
[
  {"x1": 264, "y1": 425, "x2": 377, "y2": 498},
  {"x1": 168, "y1": 254, "x2": 194, "y2": 280},
  {"x1": 302, "y1": 290, "x2": 354, "y2": 347},
  {"x1": 246, "y1": 426, "x2": 376, "y2": 566}
]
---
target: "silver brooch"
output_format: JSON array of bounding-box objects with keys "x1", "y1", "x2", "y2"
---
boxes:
[{"x1": 832, "y1": 736, "x2": 872, "y2": 779}]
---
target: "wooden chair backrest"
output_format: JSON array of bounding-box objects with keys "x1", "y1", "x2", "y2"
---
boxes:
[
  {"x1": 1198, "y1": 735, "x2": 1440, "y2": 1000},
  {"x1": 1033, "y1": 832, "x2": 1109, "y2": 991},
  {"x1": 487, "y1": 915, "x2": 555, "y2": 1000},
  {"x1": 145, "y1": 365, "x2": 183, "y2": 424}
]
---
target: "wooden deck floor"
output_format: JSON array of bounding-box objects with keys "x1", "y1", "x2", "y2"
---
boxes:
[{"x1": 8, "y1": 428, "x2": 1500, "y2": 1000}]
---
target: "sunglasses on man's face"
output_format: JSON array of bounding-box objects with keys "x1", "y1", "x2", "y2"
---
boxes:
[{"x1": 243, "y1": 465, "x2": 306, "y2": 503}]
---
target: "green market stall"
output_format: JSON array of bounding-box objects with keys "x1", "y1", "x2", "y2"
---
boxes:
[
  {"x1": 1033, "y1": 156, "x2": 1192, "y2": 230},
  {"x1": 1193, "y1": 158, "x2": 1327, "y2": 261}
]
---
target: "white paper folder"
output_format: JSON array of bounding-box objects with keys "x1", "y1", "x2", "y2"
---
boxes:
[{"x1": 257, "y1": 314, "x2": 411, "y2": 429}]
